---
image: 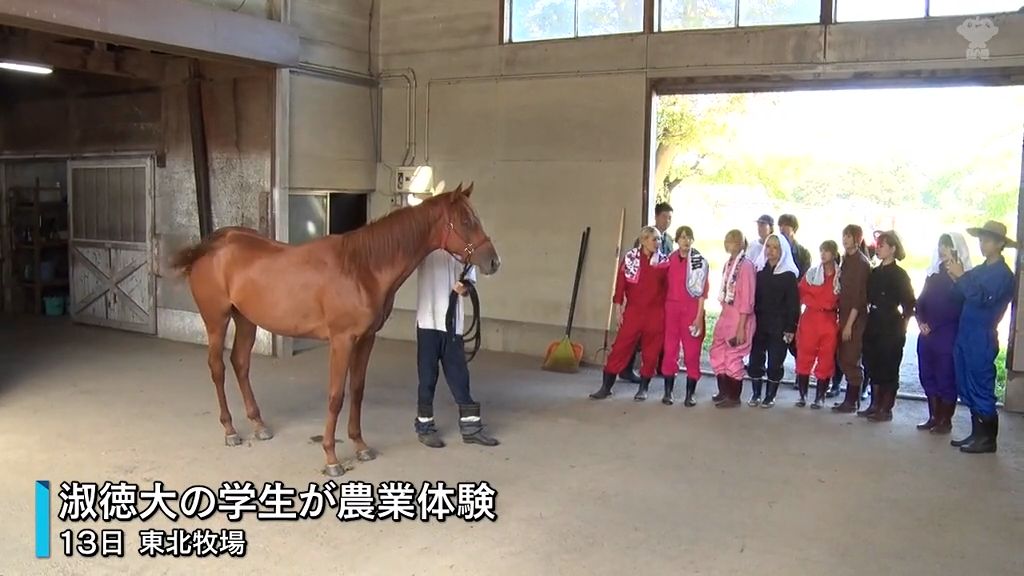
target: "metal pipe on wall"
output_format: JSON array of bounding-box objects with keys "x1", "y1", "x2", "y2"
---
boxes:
[{"x1": 378, "y1": 68, "x2": 417, "y2": 166}]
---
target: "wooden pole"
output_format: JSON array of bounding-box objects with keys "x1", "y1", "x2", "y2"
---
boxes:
[{"x1": 187, "y1": 59, "x2": 214, "y2": 239}]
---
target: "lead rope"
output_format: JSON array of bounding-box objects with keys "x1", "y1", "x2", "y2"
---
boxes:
[{"x1": 446, "y1": 260, "x2": 482, "y2": 363}]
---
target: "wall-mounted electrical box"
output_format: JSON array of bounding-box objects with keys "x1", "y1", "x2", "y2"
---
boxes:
[{"x1": 394, "y1": 166, "x2": 433, "y2": 193}]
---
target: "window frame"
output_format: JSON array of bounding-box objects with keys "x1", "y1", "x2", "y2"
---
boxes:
[{"x1": 501, "y1": 0, "x2": 1024, "y2": 44}]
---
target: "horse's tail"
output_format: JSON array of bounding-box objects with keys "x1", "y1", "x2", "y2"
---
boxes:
[{"x1": 170, "y1": 231, "x2": 226, "y2": 277}]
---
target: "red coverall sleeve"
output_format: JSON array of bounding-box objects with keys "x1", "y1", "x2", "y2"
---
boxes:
[{"x1": 613, "y1": 260, "x2": 627, "y2": 305}]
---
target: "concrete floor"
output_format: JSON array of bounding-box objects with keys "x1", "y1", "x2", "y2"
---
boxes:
[{"x1": 1, "y1": 317, "x2": 1022, "y2": 576}]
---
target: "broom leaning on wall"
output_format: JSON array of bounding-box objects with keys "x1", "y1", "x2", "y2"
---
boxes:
[{"x1": 542, "y1": 226, "x2": 590, "y2": 373}]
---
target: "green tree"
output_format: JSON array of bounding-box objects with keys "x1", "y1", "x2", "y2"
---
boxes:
[{"x1": 654, "y1": 93, "x2": 749, "y2": 202}]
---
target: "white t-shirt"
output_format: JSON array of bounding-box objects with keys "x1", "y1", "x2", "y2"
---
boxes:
[
  {"x1": 416, "y1": 249, "x2": 477, "y2": 333},
  {"x1": 746, "y1": 238, "x2": 764, "y2": 263}
]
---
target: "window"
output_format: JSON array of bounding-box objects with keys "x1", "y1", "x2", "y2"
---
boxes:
[
  {"x1": 929, "y1": 0, "x2": 1024, "y2": 17},
  {"x1": 505, "y1": 0, "x2": 644, "y2": 42},
  {"x1": 658, "y1": 0, "x2": 820, "y2": 31},
  {"x1": 835, "y1": 0, "x2": 1023, "y2": 22},
  {"x1": 834, "y1": 0, "x2": 923, "y2": 22}
]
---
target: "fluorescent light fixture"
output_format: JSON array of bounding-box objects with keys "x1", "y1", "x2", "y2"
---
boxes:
[
  {"x1": 0, "y1": 61, "x2": 53, "y2": 75},
  {"x1": 407, "y1": 166, "x2": 433, "y2": 194},
  {"x1": 406, "y1": 195, "x2": 424, "y2": 207}
]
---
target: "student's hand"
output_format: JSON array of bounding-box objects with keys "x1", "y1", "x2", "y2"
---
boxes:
[
  {"x1": 733, "y1": 330, "x2": 746, "y2": 347},
  {"x1": 783, "y1": 332, "x2": 794, "y2": 344},
  {"x1": 842, "y1": 325, "x2": 853, "y2": 342},
  {"x1": 919, "y1": 322, "x2": 931, "y2": 336},
  {"x1": 616, "y1": 305, "x2": 624, "y2": 328},
  {"x1": 453, "y1": 282, "x2": 467, "y2": 296},
  {"x1": 947, "y1": 259, "x2": 965, "y2": 279}
]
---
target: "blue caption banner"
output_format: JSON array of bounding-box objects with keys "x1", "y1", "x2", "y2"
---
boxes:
[{"x1": 36, "y1": 480, "x2": 50, "y2": 558}]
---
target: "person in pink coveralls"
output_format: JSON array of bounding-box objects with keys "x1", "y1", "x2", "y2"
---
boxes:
[
  {"x1": 709, "y1": 229, "x2": 757, "y2": 408},
  {"x1": 659, "y1": 226, "x2": 709, "y2": 407}
]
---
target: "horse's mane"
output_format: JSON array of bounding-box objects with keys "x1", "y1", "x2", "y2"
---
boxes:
[{"x1": 331, "y1": 194, "x2": 448, "y2": 274}]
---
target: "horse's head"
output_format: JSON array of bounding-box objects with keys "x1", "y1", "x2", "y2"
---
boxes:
[{"x1": 436, "y1": 182, "x2": 500, "y2": 275}]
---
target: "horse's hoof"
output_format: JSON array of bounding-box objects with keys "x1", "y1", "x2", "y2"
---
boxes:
[
  {"x1": 324, "y1": 463, "x2": 345, "y2": 477},
  {"x1": 255, "y1": 427, "x2": 274, "y2": 441},
  {"x1": 356, "y1": 449, "x2": 376, "y2": 462},
  {"x1": 225, "y1": 434, "x2": 243, "y2": 447}
]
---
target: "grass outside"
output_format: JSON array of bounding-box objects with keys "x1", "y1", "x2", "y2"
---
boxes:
[{"x1": 699, "y1": 309, "x2": 1007, "y2": 403}]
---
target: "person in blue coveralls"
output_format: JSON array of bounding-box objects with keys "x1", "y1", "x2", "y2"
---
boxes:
[{"x1": 945, "y1": 220, "x2": 1017, "y2": 454}]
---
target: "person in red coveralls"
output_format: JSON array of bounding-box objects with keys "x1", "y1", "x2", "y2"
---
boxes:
[
  {"x1": 590, "y1": 226, "x2": 669, "y2": 401},
  {"x1": 795, "y1": 240, "x2": 842, "y2": 409}
]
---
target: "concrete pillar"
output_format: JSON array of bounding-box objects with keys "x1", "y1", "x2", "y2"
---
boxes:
[{"x1": 1005, "y1": 372, "x2": 1024, "y2": 413}]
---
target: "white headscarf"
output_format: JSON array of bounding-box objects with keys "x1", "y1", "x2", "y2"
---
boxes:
[
  {"x1": 806, "y1": 257, "x2": 841, "y2": 295},
  {"x1": 754, "y1": 233, "x2": 799, "y2": 276},
  {"x1": 926, "y1": 232, "x2": 973, "y2": 277}
]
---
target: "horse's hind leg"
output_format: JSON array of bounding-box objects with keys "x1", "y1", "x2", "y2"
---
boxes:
[
  {"x1": 199, "y1": 305, "x2": 240, "y2": 446},
  {"x1": 231, "y1": 311, "x2": 273, "y2": 441},
  {"x1": 347, "y1": 334, "x2": 376, "y2": 462}
]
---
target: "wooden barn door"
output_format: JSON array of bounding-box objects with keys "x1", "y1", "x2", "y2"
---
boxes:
[{"x1": 68, "y1": 158, "x2": 156, "y2": 334}]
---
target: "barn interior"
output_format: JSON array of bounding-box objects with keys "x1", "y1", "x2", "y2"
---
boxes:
[{"x1": 1, "y1": 1, "x2": 1023, "y2": 574}]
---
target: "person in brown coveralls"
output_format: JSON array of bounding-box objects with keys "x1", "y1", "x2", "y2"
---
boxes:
[{"x1": 832, "y1": 224, "x2": 871, "y2": 413}]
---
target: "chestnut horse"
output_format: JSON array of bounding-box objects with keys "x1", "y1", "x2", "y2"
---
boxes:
[{"x1": 170, "y1": 183, "x2": 499, "y2": 476}]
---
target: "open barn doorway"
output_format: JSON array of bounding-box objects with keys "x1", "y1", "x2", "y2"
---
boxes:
[{"x1": 650, "y1": 84, "x2": 1024, "y2": 401}]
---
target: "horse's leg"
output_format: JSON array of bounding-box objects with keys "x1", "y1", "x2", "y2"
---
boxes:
[
  {"x1": 200, "y1": 306, "x2": 239, "y2": 446},
  {"x1": 347, "y1": 334, "x2": 376, "y2": 462},
  {"x1": 323, "y1": 334, "x2": 354, "y2": 477},
  {"x1": 230, "y1": 312, "x2": 273, "y2": 441}
]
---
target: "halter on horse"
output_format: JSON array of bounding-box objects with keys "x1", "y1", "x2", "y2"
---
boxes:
[{"x1": 170, "y1": 183, "x2": 499, "y2": 476}]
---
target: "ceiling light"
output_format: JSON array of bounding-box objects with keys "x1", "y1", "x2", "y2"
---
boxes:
[{"x1": 0, "y1": 61, "x2": 53, "y2": 75}]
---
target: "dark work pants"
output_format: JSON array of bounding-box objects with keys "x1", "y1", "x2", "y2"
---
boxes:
[
  {"x1": 417, "y1": 328, "x2": 474, "y2": 409},
  {"x1": 748, "y1": 328, "x2": 788, "y2": 383},
  {"x1": 862, "y1": 311, "x2": 905, "y2": 391}
]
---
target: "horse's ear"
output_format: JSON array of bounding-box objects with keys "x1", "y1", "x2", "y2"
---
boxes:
[
  {"x1": 450, "y1": 182, "x2": 464, "y2": 202},
  {"x1": 464, "y1": 182, "x2": 474, "y2": 198}
]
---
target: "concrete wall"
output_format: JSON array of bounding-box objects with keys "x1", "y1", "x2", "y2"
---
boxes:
[
  {"x1": 282, "y1": 0, "x2": 376, "y2": 192},
  {"x1": 156, "y1": 61, "x2": 275, "y2": 354},
  {"x1": 0, "y1": 61, "x2": 275, "y2": 354},
  {"x1": 372, "y1": 1, "x2": 1024, "y2": 380}
]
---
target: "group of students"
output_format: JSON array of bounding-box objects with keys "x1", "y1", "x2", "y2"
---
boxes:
[{"x1": 589, "y1": 203, "x2": 1016, "y2": 455}]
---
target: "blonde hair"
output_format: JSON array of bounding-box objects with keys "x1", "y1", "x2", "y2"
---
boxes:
[
  {"x1": 639, "y1": 226, "x2": 660, "y2": 243},
  {"x1": 724, "y1": 229, "x2": 745, "y2": 254}
]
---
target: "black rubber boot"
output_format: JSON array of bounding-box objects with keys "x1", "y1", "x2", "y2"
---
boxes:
[
  {"x1": 712, "y1": 375, "x2": 725, "y2": 403},
  {"x1": 661, "y1": 376, "x2": 675, "y2": 405},
  {"x1": 415, "y1": 404, "x2": 445, "y2": 448},
  {"x1": 857, "y1": 384, "x2": 879, "y2": 418},
  {"x1": 795, "y1": 375, "x2": 810, "y2": 407},
  {"x1": 684, "y1": 378, "x2": 698, "y2": 407},
  {"x1": 634, "y1": 378, "x2": 651, "y2": 402},
  {"x1": 748, "y1": 379, "x2": 763, "y2": 407},
  {"x1": 951, "y1": 410, "x2": 980, "y2": 447},
  {"x1": 458, "y1": 403, "x2": 499, "y2": 446},
  {"x1": 618, "y1": 350, "x2": 641, "y2": 383},
  {"x1": 590, "y1": 371, "x2": 616, "y2": 399},
  {"x1": 826, "y1": 373, "x2": 842, "y2": 398},
  {"x1": 762, "y1": 381, "x2": 780, "y2": 408},
  {"x1": 811, "y1": 378, "x2": 828, "y2": 409},
  {"x1": 960, "y1": 412, "x2": 998, "y2": 454}
]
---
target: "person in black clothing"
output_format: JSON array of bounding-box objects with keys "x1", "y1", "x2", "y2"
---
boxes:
[
  {"x1": 747, "y1": 233, "x2": 801, "y2": 408},
  {"x1": 859, "y1": 230, "x2": 916, "y2": 422},
  {"x1": 778, "y1": 213, "x2": 811, "y2": 379}
]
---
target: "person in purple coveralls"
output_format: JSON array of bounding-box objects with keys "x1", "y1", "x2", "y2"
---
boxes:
[{"x1": 915, "y1": 232, "x2": 971, "y2": 435}]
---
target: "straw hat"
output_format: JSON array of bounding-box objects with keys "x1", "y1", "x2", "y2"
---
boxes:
[{"x1": 967, "y1": 220, "x2": 1017, "y2": 249}]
